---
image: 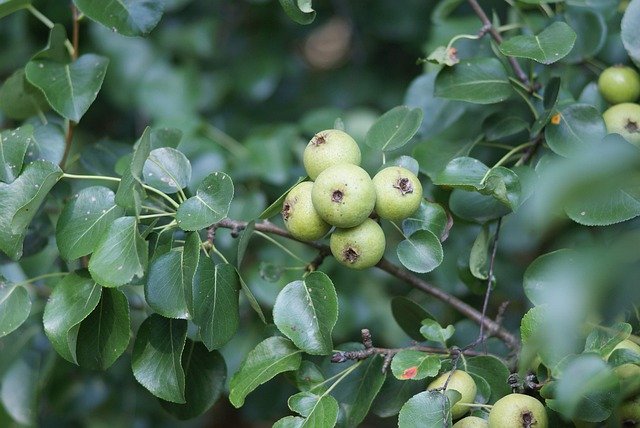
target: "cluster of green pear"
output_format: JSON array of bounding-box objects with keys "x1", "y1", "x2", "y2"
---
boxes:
[
  {"x1": 281, "y1": 129, "x2": 422, "y2": 269},
  {"x1": 599, "y1": 65, "x2": 640, "y2": 147},
  {"x1": 430, "y1": 370, "x2": 548, "y2": 428}
]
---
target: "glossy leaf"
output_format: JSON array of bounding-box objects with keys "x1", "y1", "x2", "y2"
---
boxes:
[
  {"x1": 238, "y1": 271, "x2": 266, "y2": 324},
  {"x1": 545, "y1": 104, "x2": 606, "y2": 157},
  {"x1": 563, "y1": 9, "x2": 606, "y2": 63},
  {"x1": 397, "y1": 229, "x2": 443, "y2": 273},
  {"x1": 622, "y1": 0, "x2": 640, "y2": 68},
  {"x1": 76, "y1": 287, "x2": 130, "y2": 370},
  {"x1": 132, "y1": 314, "x2": 187, "y2": 403},
  {"x1": 192, "y1": 260, "x2": 240, "y2": 350},
  {"x1": 274, "y1": 392, "x2": 339, "y2": 427},
  {"x1": 433, "y1": 157, "x2": 489, "y2": 190},
  {"x1": 176, "y1": 172, "x2": 233, "y2": 231},
  {"x1": 229, "y1": 336, "x2": 302, "y2": 408},
  {"x1": 115, "y1": 126, "x2": 152, "y2": 215},
  {"x1": 413, "y1": 136, "x2": 479, "y2": 179},
  {"x1": 293, "y1": 361, "x2": 326, "y2": 393},
  {"x1": 0, "y1": 69, "x2": 48, "y2": 120},
  {"x1": 25, "y1": 54, "x2": 108, "y2": 122},
  {"x1": 434, "y1": 58, "x2": 512, "y2": 104},
  {"x1": 365, "y1": 106, "x2": 423, "y2": 151},
  {"x1": 402, "y1": 200, "x2": 450, "y2": 241},
  {"x1": 88, "y1": 216, "x2": 148, "y2": 287},
  {"x1": 73, "y1": 0, "x2": 164, "y2": 36},
  {"x1": 391, "y1": 350, "x2": 441, "y2": 380},
  {"x1": 43, "y1": 271, "x2": 102, "y2": 364},
  {"x1": 462, "y1": 356, "x2": 511, "y2": 403},
  {"x1": 142, "y1": 147, "x2": 191, "y2": 194},
  {"x1": 160, "y1": 341, "x2": 227, "y2": 420},
  {"x1": 0, "y1": 278, "x2": 30, "y2": 338},
  {"x1": 0, "y1": 160, "x2": 62, "y2": 260},
  {"x1": 420, "y1": 319, "x2": 455, "y2": 344},
  {"x1": 0, "y1": 0, "x2": 30, "y2": 18},
  {"x1": 481, "y1": 167, "x2": 521, "y2": 210},
  {"x1": 391, "y1": 296, "x2": 435, "y2": 341},
  {"x1": 372, "y1": 376, "x2": 424, "y2": 418},
  {"x1": 28, "y1": 123, "x2": 65, "y2": 165},
  {"x1": 584, "y1": 322, "x2": 632, "y2": 357},
  {"x1": 0, "y1": 355, "x2": 38, "y2": 426},
  {"x1": 469, "y1": 224, "x2": 490, "y2": 280},
  {"x1": 397, "y1": 390, "x2": 452, "y2": 428},
  {"x1": 56, "y1": 186, "x2": 124, "y2": 260},
  {"x1": 499, "y1": 22, "x2": 577, "y2": 64},
  {"x1": 237, "y1": 220, "x2": 255, "y2": 266},
  {"x1": 523, "y1": 249, "x2": 577, "y2": 306},
  {"x1": 0, "y1": 125, "x2": 32, "y2": 184},
  {"x1": 273, "y1": 271, "x2": 338, "y2": 355},
  {"x1": 278, "y1": 0, "x2": 315, "y2": 25}
]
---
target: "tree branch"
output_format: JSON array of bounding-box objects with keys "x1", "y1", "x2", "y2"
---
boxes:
[
  {"x1": 214, "y1": 218, "x2": 520, "y2": 350},
  {"x1": 466, "y1": 0, "x2": 531, "y2": 88}
]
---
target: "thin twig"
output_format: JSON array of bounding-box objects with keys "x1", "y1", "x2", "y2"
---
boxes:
[
  {"x1": 59, "y1": 5, "x2": 81, "y2": 170},
  {"x1": 478, "y1": 218, "x2": 502, "y2": 354},
  {"x1": 466, "y1": 0, "x2": 531, "y2": 88}
]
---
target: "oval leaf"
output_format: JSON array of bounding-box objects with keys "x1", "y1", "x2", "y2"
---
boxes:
[
  {"x1": 74, "y1": 0, "x2": 164, "y2": 36},
  {"x1": 499, "y1": 21, "x2": 577, "y2": 64},
  {"x1": 273, "y1": 271, "x2": 338, "y2": 355},
  {"x1": 391, "y1": 296, "x2": 435, "y2": 341},
  {"x1": 433, "y1": 157, "x2": 489, "y2": 190},
  {"x1": 391, "y1": 350, "x2": 442, "y2": 381},
  {"x1": 176, "y1": 172, "x2": 233, "y2": 231},
  {"x1": 115, "y1": 126, "x2": 152, "y2": 215},
  {"x1": 56, "y1": 186, "x2": 124, "y2": 260},
  {"x1": 402, "y1": 200, "x2": 451, "y2": 241},
  {"x1": 43, "y1": 271, "x2": 102, "y2": 364},
  {"x1": 0, "y1": 279, "x2": 31, "y2": 338},
  {"x1": 0, "y1": 125, "x2": 32, "y2": 184},
  {"x1": 434, "y1": 57, "x2": 512, "y2": 104},
  {"x1": 365, "y1": 106, "x2": 423, "y2": 151},
  {"x1": 545, "y1": 104, "x2": 606, "y2": 157},
  {"x1": 398, "y1": 390, "x2": 452, "y2": 428},
  {"x1": 0, "y1": 69, "x2": 48, "y2": 120},
  {"x1": 397, "y1": 229, "x2": 444, "y2": 273},
  {"x1": 132, "y1": 314, "x2": 187, "y2": 403},
  {"x1": 622, "y1": 0, "x2": 640, "y2": 68},
  {"x1": 229, "y1": 336, "x2": 302, "y2": 408},
  {"x1": 142, "y1": 147, "x2": 191, "y2": 194}
]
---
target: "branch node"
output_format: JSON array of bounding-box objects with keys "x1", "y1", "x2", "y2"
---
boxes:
[{"x1": 361, "y1": 329, "x2": 373, "y2": 349}]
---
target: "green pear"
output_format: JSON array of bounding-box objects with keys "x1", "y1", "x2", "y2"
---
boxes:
[
  {"x1": 598, "y1": 65, "x2": 640, "y2": 104},
  {"x1": 372, "y1": 166, "x2": 423, "y2": 221},
  {"x1": 602, "y1": 103, "x2": 640, "y2": 147},
  {"x1": 329, "y1": 219, "x2": 385, "y2": 269},
  {"x1": 282, "y1": 181, "x2": 331, "y2": 241},
  {"x1": 428, "y1": 370, "x2": 477, "y2": 420},
  {"x1": 488, "y1": 394, "x2": 547, "y2": 428},
  {"x1": 453, "y1": 416, "x2": 489, "y2": 427},
  {"x1": 303, "y1": 129, "x2": 361, "y2": 180}
]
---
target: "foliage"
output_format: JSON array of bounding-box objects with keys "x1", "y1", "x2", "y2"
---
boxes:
[{"x1": 0, "y1": 0, "x2": 640, "y2": 427}]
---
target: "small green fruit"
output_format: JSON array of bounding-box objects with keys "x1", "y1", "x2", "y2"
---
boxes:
[
  {"x1": 428, "y1": 370, "x2": 477, "y2": 420},
  {"x1": 329, "y1": 219, "x2": 385, "y2": 269},
  {"x1": 303, "y1": 129, "x2": 361, "y2": 180},
  {"x1": 311, "y1": 163, "x2": 376, "y2": 228},
  {"x1": 488, "y1": 394, "x2": 547, "y2": 428},
  {"x1": 282, "y1": 182, "x2": 331, "y2": 241},
  {"x1": 607, "y1": 339, "x2": 640, "y2": 359},
  {"x1": 372, "y1": 166, "x2": 423, "y2": 221},
  {"x1": 602, "y1": 103, "x2": 640, "y2": 147},
  {"x1": 598, "y1": 65, "x2": 640, "y2": 104},
  {"x1": 615, "y1": 363, "x2": 640, "y2": 398},
  {"x1": 619, "y1": 396, "x2": 640, "y2": 425},
  {"x1": 452, "y1": 416, "x2": 488, "y2": 427}
]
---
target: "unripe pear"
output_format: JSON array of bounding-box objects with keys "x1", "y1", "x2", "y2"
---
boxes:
[
  {"x1": 488, "y1": 394, "x2": 547, "y2": 428},
  {"x1": 372, "y1": 166, "x2": 423, "y2": 221},
  {"x1": 428, "y1": 370, "x2": 477, "y2": 420},
  {"x1": 598, "y1": 65, "x2": 640, "y2": 104},
  {"x1": 311, "y1": 163, "x2": 376, "y2": 228},
  {"x1": 453, "y1": 416, "x2": 489, "y2": 427},
  {"x1": 329, "y1": 219, "x2": 385, "y2": 269},
  {"x1": 602, "y1": 103, "x2": 640, "y2": 147},
  {"x1": 282, "y1": 182, "x2": 331, "y2": 241},
  {"x1": 303, "y1": 129, "x2": 361, "y2": 180}
]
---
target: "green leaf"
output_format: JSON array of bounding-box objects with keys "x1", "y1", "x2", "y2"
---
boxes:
[
  {"x1": 622, "y1": 0, "x2": 640, "y2": 68},
  {"x1": 391, "y1": 350, "x2": 441, "y2": 381},
  {"x1": 469, "y1": 224, "x2": 490, "y2": 280},
  {"x1": 88, "y1": 216, "x2": 148, "y2": 287},
  {"x1": 229, "y1": 336, "x2": 302, "y2": 408},
  {"x1": 278, "y1": 0, "x2": 316, "y2": 25},
  {"x1": 365, "y1": 106, "x2": 423, "y2": 152},
  {"x1": 433, "y1": 157, "x2": 489, "y2": 190},
  {"x1": 259, "y1": 176, "x2": 306, "y2": 219},
  {"x1": 237, "y1": 220, "x2": 255, "y2": 266},
  {"x1": 31, "y1": 24, "x2": 70, "y2": 63},
  {"x1": 462, "y1": 356, "x2": 511, "y2": 403},
  {"x1": 25, "y1": 54, "x2": 108, "y2": 122},
  {"x1": 275, "y1": 392, "x2": 339, "y2": 427},
  {"x1": 0, "y1": 68, "x2": 48, "y2": 120},
  {"x1": 397, "y1": 229, "x2": 444, "y2": 273},
  {"x1": 56, "y1": 186, "x2": 125, "y2": 260},
  {"x1": 523, "y1": 249, "x2": 577, "y2": 306},
  {"x1": 0, "y1": 125, "x2": 32, "y2": 183},
  {"x1": 115, "y1": 126, "x2": 152, "y2": 215},
  {"x1": 76, "y1": 287, "x2": 130, "y2": 370},
  {"x1": 239, "y1": 272, "x2": 267, "y2": 324},
  {"x1": 563, "y1": 9, "x2": 606, "y2": 63},
  {"x1": 449, "y1": 189, "x2": 511, "y2": 223},
  {"x1": 420, "y1": 319, "x2": 455, "y2": 344},
  {"x1": 42, "y1": 271, "x2": 102, "y2": 364},
  {"x1": 434, "y1": 58, "x2": 512, "y2": 104},
  {"x1": 413, "y1": 136, "x2": 479, "y2": 179},
  {"x1": 499, "y1": 22, "x2": 577, "y2": 64},
  {"x1": 142, "y1": 147, "x2": 191, "y2": 194},
  {"x1": 397, "y1": 390, "x2": 452, "y2": 428},
  {"x1": 176, "y1": 172, "x2": 233, "y2": 231},
  {"x1": 327, "y1": 349, "x2": 385, "y2": 428},
  {"x1": 584, "y1": 322, "x2": 632, "y2": 357},
  {"x1": 160, "y1": 341, "x2": 227, "y2": 420},
  {"x1": 0, "y1": 0, "x2": 31, "y2": 19},
  {"x1": 481, "y1": 166, "x2": 521, "y2": 210},
  {"x1": 551, "y1": 354, "x2": 619, "y2": 422},
  {"x1": 0, "y1": 160, "x2": 62, "y2": 260},
  {"x1": 292, "y1": 361, "x2": 326, "y2": 393},
  {"x1": 391, "y1": 297, "x2": 435, "y2": 341},
  {"x1": 28, "y1": 123, "x2": 65, "y2": 165},
  {"x1": 273, "y1": 271, "x2": 338, "y2": 355},
  {"x1": 0, "y1": 355, "x2": 39, "y2": 426},
  {"x1": 372, "y1": 376, "x2": 424, "y2": 418},
  {"x1": 545, "y1": 104, "x2": 606, "y2": 157},
  {"x1": 73, "y1": 0, "x2": 164, "y2": 36},
  {"x1": 0, "y1": 278, "x2": 30, "y2": 338},
  {"x1": 402, "y1": 200, "x2": 450, "y2": 241},
  {"x1": 192, "y1": 260, "x2": 240, "y2": 350},
  {"x1": 425, "y1": 46, "x2": 459, "y2": 66},
  {"x1": 145, "y1": 234, "x2": 200, "y2": 319},
  {"x1": 132, "y1": 314, "x2": 187, "y2": 403}
]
